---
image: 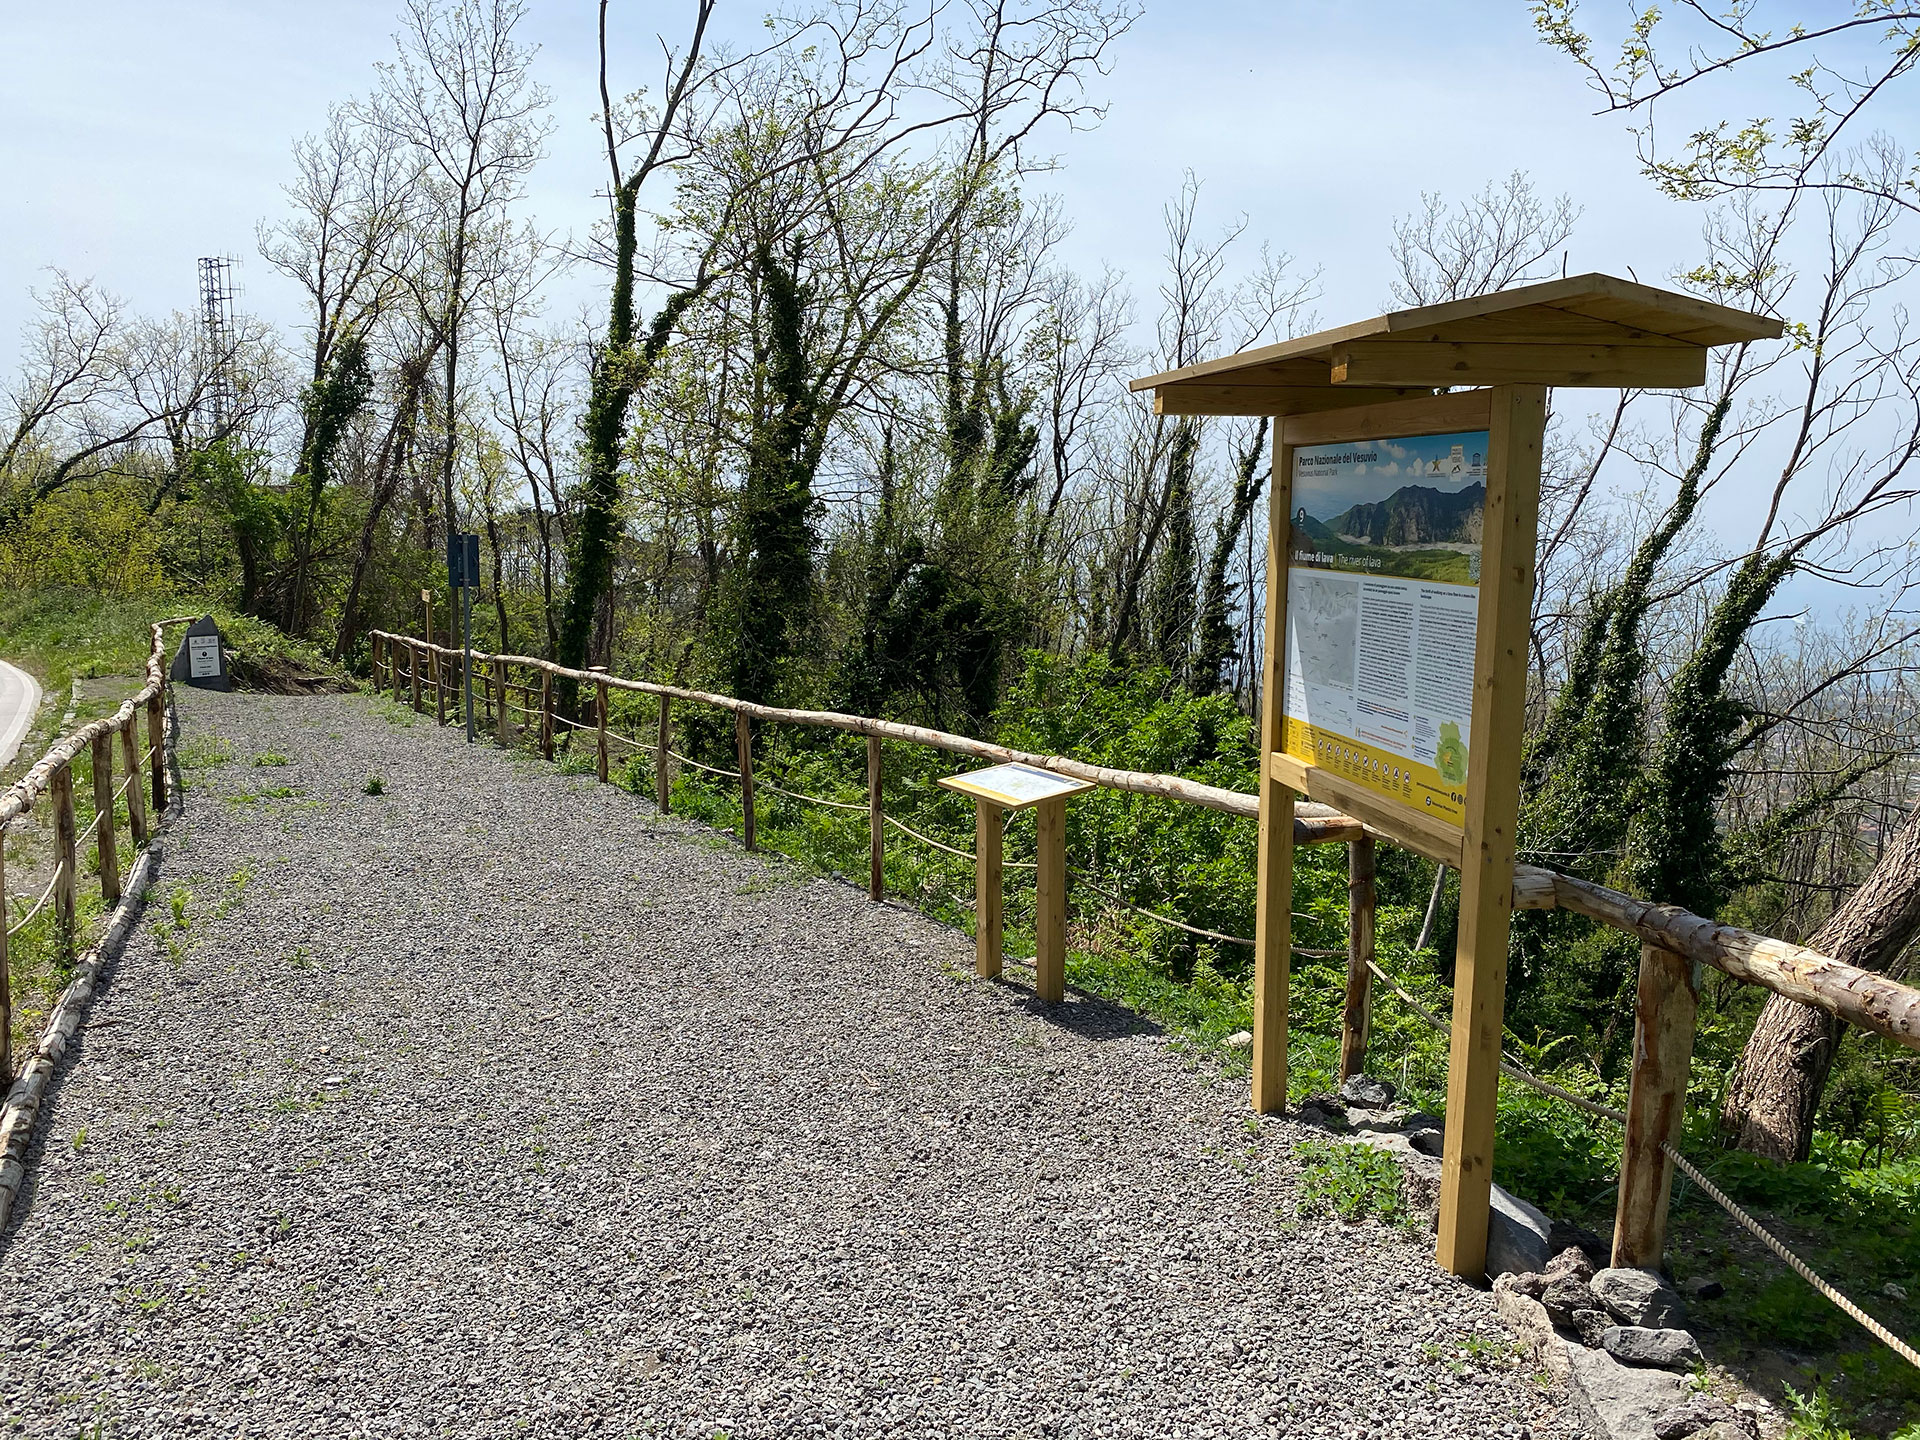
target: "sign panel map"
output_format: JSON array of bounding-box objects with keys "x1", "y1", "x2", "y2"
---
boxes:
[{"x1": 1282, "y1": 429, "x2": 1487, "y2": 829}]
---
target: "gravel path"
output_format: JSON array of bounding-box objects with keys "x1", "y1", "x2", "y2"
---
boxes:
[{"x1": 1, "y1": 688, "x2": 1575, "y2": 1439}]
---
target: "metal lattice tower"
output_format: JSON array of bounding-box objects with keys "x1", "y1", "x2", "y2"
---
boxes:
[{"x1": 197, "y1": 256, "x2": 238, "y2": 432}]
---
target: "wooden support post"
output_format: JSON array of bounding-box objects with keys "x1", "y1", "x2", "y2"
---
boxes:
[
  {"x1": 735, "y1": 711, "x2": 756, "y2": 850},
  {"x1": 147, "y1": 690, "x2": 166, "y2": 813},
  {"x1": 1035, "y1": 795, "x2": 1067, "y2": 1005},
  {"x1": 494, "y1": 661, "x2": 510, "y2": 747},
  {"x1": 51, "y1": 760, "x2": 77, "y2": 959},
  {"x1": 974, "y1": 799, "x2": 1003, "y2": 979},
  {"x1": 1339, "y1": 833, "x2": 1376, "y2": 1082},
  {"x1": 591, "y1": 668, "x2": 610, "y2": 782},
  {"x1": 410, "y1": 644, "x2": 422, "y2": 713},
  {"x1": 0, "y1": 843, "x2": 9, "y2": 1083},
  {"x1": 91, "y1": 730, "x2": 119, "y2": 906},
  {"x1": 372, "y1": 633, "x2": 384, "y2": 691},
  {"x1": 120, "y1": 714, "x2": 147, "y2": 848},
  {"x1": 654, "y1": 696, "x2": 672, "y2": 813},
  {"x1": 432, "y1": 648, "x2": 446, "y2": 726},
  {"x1": 540, "y1": 670, "x2": 554, "y2": 760},
  {"x1": 392, "y1": 641, "x2": 405, "y2": 703},
  {"x1": 1252, "y1": 428, "x2": 1300, "y2": 1114},
  {"x1": 1436, "y1": 383, "x2": 1546, "y2": 1279},
  {"x1": 1612, "y1": 944, "x2": 1698, "y2": 1270},
  {"x1": 867, "y1": 735, "x2": 884, "y2": 902}
]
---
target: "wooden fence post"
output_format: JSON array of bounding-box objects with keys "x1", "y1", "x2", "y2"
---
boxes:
[
  {"x1": 91, "y1": 730, "x2": 120, "y2": 907},
  {"x1": 1339, "y1": 834, "x2": 1376, "y2": 1081},
  {"x1": 407, "y1": 644, "x2": 420, "y2": 712},
  {"x1": 974, "y1": 799, "x2": 1003, "y2": 979},
  {"x1": 736, "y1": 710, "x2": 755, "y2": 851},
  {"x1": 372, "y1": 633, "x2": 384, "y2": 691},
  {"x1": 392, "y1": 642, "x2": 405, "y2": 703},
  {"x1": 433, "y1": 647, "x2": 446, "y2": 726},
  {"x1": 1612, "y1": 944, "x2": 1699, "y2": 1270},
  {"x1": 494, "y1": 661, "x2": 510, "y2": 747},
  {"x1": 867, "y1": 734, "x2": 883, "y2": 901},
  {"x1": 1035, "y1": 796, "x2": 1067, "y2": 1005},
  {"x1": 120, "y1": 714, "x2": 147, "y2": 848},
  {"x1": 654, "y1": 696, "x2": 672, "y2": 813},
  {"x1": 51, "y1": 760, "x2": 77, "y2": 960},
  {"x1": 540, "y1": 670, "x2": 553, "y2": 760},
  {"x1": 147, "y1": 689, "x2": 166, "y2": 813},
  {"x1": 591, "y1": 667, "x2": 610, "y2": 782}
]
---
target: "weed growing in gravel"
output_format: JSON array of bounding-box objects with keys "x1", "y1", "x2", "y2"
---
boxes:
[
  {"x1": 176, "y1": 735, "x2": 232, "y2": 770},
  {"x1": 1294, "y1": 1139, "x2": 1416, "y2": 1230},
  {"x1": 362, "y1": 774, "x2": 385, "y2": 795},
  {"x1": 251, "y1": 752, "x2": 290, "y2": 767},
  {"x1": 287, "y1": 946, "x2": 313, "y2": 969},
  {"x1": 556, "y1": 750, "x2": 594, "y2": 776}
]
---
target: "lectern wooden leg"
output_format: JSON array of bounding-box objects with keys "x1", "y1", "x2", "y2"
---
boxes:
[
  {"x1": 974, "y1": 799, "x2": 1003, "y2": 980},
  {"x1": 1035, "y1": 796, "x2": 1066, "y2": 1004}
]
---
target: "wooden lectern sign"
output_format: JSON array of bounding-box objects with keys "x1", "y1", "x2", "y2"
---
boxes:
[
  {"x1": 939, "y1": 762, "x2": 1093, "y2": 1005},
  {"x1": 1129, "y1": 274, "x2": 1781, "y2": 1280}
]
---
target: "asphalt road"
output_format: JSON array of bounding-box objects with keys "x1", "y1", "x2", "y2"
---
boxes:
[{"x1": 0, "y1": 659, "x2": 43, "y2": 773}]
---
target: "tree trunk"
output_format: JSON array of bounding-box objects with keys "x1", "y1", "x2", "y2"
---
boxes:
[{"x1": 1722, "y1": 801, "x2": 1920, "y2": 1160}]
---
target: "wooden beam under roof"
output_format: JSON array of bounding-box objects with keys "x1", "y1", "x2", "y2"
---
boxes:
[{"x1": 1131, "y1": 272, "x2": 1782, "y2": 414}]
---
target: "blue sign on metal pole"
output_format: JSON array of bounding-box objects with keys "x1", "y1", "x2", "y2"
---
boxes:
[{"x1": 463, "y1": 532, "x2": 480, "y2": 590}]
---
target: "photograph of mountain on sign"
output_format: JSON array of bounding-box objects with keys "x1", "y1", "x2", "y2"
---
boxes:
[{"x1": 1289, "y1": 430, "x2": 1487, "y2": 585}]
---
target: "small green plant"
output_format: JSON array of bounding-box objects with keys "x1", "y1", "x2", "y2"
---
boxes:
[
  {"x1": 251, "y1": 752, "x2": 290, "y2": 767},
  {"x1": 1295, "y1": 1139, "x2": 1414, "y2": 1228},
  {"x1": 363, "y1": 774, "x2": 385, "y2": 796},
  {"x1": 1785, "y1": 1385, "x2": 1855, "y2": 1440}
]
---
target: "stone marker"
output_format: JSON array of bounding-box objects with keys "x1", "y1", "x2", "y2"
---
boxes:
[{"x1": 169, "y1": 615, "x2": 233, "y2": 692}]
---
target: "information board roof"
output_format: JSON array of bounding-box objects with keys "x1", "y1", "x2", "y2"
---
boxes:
[
  {"x1": 1130, "y1": 273, "x2": 1784, "y2": 417},
  {"x1": 937, "y1": 763, "x2": 1095, "y2": 810}
]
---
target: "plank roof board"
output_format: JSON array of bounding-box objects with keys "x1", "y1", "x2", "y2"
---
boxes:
[{"x1": 1131, "y1": 273, "x2": 1783, "y2": 414}]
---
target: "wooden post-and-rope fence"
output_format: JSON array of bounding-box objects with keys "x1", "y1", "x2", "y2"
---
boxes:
[
  {"x1": 364, "y1": 628, "x2": 1920, "y2": 1292},
  {"x1": 2, "y1": 620, "x2": 184, "y2": 1085}
]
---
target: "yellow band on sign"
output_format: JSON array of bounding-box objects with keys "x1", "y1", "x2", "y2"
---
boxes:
[{"x1": 1283, "y1": 716, "x2": 1467, "y2": 829}]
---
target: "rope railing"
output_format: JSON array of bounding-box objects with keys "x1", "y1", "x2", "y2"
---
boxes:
[{"x1": 5, "y1": 872, "x2": 60, "y2": 940}]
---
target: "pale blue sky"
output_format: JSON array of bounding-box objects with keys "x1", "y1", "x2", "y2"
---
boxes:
[{"x1": 0, "y1": 1, "x2": 1739, "y2": 352}]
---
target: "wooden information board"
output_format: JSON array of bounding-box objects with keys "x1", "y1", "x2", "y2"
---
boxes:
[{"x1": 1126, "y1": 276, "x2": 1783, "y2": 1280}]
